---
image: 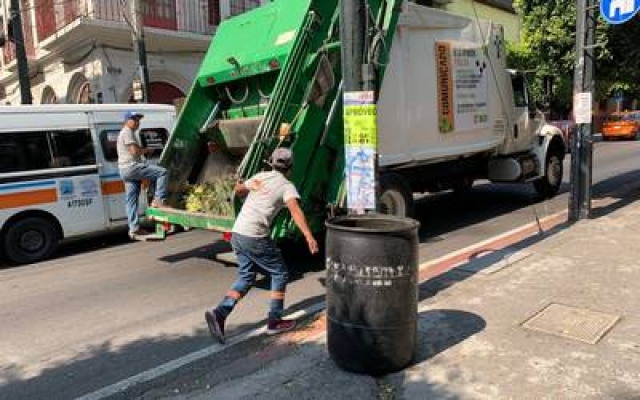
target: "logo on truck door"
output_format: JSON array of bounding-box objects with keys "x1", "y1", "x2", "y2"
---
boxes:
[{"x1": 436, "y1": 41, "x2": 490, "y2": 134}]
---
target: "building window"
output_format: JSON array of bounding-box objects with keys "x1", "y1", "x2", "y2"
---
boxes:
[
  {"x1": 36, "y1": 0, "x2": 57, "y2": 41},
  {"x1": 77, "y1": 82, "x2": 91, "y2": 104},
  {"x1": 229, "y1": 0, "x2": 261, "y2": 17},
  {"x1": 41, "y1": 86, "x2": 57, "y2": 104},
  {"x1": 143, "y1": 0, "x2": 178, "y2": 30},
  {"x1": 4, "y1": 0, "x2": 35, "y2": 63},
  {"x1": 208, "y1": 0, "x2": 221, "y2": 25}
]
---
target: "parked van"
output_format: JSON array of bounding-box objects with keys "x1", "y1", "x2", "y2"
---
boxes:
[{"x1": 0, "y1": 104, "x2": 176, "y2": 264}]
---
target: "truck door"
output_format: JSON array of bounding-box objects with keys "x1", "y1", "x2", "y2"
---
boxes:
[{"x1": 511, "y1": 74, "x2": 541, "y2": 152}]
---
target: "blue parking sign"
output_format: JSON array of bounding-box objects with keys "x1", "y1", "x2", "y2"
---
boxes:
[{"x1": 601, "y1": 0, "x2": 640, "y2": 24}]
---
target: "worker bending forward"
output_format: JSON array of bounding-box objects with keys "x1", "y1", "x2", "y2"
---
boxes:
[{"x1": 205, "y1": 148, "x2": 318, "y2": 343}]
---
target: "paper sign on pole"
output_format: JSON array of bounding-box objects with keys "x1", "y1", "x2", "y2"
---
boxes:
[
  {"x1": 344, "y1": 91, "x2": 377, "y2": 212},
  {"x1": 573, "y1": 92, "x2": 593, "y2": 124}
]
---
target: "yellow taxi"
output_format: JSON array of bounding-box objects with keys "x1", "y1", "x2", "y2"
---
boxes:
[{"x1": 602, "y1": 112, "x2": 640, "y2": 140}]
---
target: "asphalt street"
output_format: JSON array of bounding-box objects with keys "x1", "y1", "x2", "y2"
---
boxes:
[{"x1": 1, "y1": 140, "x2": 639, "y2": 399}]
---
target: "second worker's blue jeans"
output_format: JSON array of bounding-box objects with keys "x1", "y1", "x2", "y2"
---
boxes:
[
  {"x1": 217, "y1": 233, "x2": 289, "y2": 321},
  {"x1": 119, "y1": 163, "x2": 168, "y2": 233}
]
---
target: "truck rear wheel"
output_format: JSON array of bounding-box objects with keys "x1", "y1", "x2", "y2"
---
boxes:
[
  {"x1": 379, "y1": 174, "x2": 414, "y2": 218},
  {"x1": 3, "y1": 217, "x2": 60, "y2": 264},
  {"x1": 534, "y1": 147, "x2": 563, "y2": 199}
]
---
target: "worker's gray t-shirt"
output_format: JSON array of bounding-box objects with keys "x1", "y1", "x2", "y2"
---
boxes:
[
  {"x1": 117, "y1": 126, "x2": 143, "y2": 170},
  {"x1": 232, "y1": 171, "x2": 300, "y2": 238}
]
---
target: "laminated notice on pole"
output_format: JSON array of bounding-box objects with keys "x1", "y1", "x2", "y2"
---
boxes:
[
  {"x1": 344, "y1": 91, "x2": 377, "y2": 212},
  {"x1": 574, "y1": 92, "x2": 593, "y2": 124}
]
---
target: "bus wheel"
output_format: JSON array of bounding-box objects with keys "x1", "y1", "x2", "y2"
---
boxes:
[{"x1": 3, "y1": 217, "x2": 60, "y2": 264}]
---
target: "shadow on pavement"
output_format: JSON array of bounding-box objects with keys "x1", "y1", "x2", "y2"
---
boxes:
[
  {"x1": 412, "y1": 309, "x2": 486, "y2": 363},
  {"x1": 413, "y1": 181, "x2": 567, "y2": 243},
  {"x1": 158, "y1": 239, "x2": 232, "y2": 265},
  {"x1": 0, "y1": 316, "x2": 274, "y2": 400},
  {"x1": 379, "y1": 309, "x2": 486, "y2": 398},
  {"x1": 589, "y1": 170, "x2": 640, "y2": 219}
]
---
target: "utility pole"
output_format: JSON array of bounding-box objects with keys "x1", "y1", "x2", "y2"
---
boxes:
[
  {"x1": 130, "y1": 0, "x2": 151, "y2": 102},
  {"x1": 9, "y1": 0, "x2": 32, "y2": 104},
  {"x1": 340, "y1": 0, "x2": 365, "y2": 93},
  {"x1": 569, "y1": 0, "x2": 595, "y2": 222},
  {"x1": 340, "y1": 0, "x2": 380, "y2": 214}
]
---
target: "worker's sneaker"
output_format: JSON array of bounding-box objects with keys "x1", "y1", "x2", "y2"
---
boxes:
[
  {"x1": 266, "y1": 318, "x2": 296, "y2": 335},
  {"x1": 205, "y1": 309, "x2": 226, "y2": 344}
]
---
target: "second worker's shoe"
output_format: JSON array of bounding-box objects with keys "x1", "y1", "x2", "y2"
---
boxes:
[
  {"x1": 151, "y1": 199, "x2": 171, "y2": 209},
  {"x1": 266, "y1": 318, "x2": 297, "y2": 335},
  {"x1": 128, "y1": 228, "x2": 152, "y2": 240},
  {"x1": 205, "y1": 308, "x2": 226, "y2": 344}
]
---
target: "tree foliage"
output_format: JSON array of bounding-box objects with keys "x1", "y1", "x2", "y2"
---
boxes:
[{"x1": 509, "y1": 0, "x2": 640, "y2": 115}]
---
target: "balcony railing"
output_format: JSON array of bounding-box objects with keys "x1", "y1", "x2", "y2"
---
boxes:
[{"x1": 35, "y1": 0, "x2": 216, "y2": 44}]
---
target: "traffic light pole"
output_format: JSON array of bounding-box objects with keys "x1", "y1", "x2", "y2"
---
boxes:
[
  {"x1": 10, "y1": 0, "x2": 32, "y2": 104},
  {"x1": 569, "y1": 0, "x2": 596, "y2": 222}
]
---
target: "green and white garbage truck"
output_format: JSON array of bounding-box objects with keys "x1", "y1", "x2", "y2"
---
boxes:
[{"x1": 147, "y1": 0, "x2": 565, "y2": 243}]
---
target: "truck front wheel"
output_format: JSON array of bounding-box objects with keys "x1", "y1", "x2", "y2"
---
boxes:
[
  {"x1": 379, "y1": 173, "x2": 414, "y2": 218},
  {"x1": 534, "y1": 147, "x2": 563, "y2": 199}
]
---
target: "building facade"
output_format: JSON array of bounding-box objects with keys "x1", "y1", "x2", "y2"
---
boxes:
[{"x1": 0, "y1": 0, "x2": 266, "y2": 105}]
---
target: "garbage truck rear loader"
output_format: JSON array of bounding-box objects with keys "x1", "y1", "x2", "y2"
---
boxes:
[{"x1": 147, "y1": 1, "x2": 565, "y2": 240}]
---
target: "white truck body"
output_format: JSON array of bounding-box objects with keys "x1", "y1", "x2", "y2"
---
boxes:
[{"x1": 375, "y1": 4, "x2": 564, "y2": 206}]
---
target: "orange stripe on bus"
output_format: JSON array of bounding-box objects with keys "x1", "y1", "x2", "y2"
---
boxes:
[
  {"x1": 102, "y1": 181, "x2": 125, "y2": 195},
  {"x1": 0, "y1": 189, "x2": 58, "y2": 209},
  {"x1": 102, "y1": 180, "x2": 149, "y2": 195}
]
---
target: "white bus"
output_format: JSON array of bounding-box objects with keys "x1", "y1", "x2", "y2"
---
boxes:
[{"x1": 0, "y1": 104, "x2": 176, "y2": 264}]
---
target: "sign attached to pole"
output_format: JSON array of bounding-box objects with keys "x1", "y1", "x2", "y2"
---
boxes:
[
  {"x1": 344, "y1": 91, "x2": 377, "y2": 213},
  {"x1": 600, "y1": 0, "x2": 640, "y2": 24},
  {"x1": 574, "y1": 92, "x2": 593, "y2": 124}
]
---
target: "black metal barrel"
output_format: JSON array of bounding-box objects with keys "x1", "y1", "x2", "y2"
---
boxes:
[{"x1": 325, "y1": 214, "x2": 420, "y2": 375}]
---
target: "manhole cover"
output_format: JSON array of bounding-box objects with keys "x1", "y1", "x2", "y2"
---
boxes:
[{"x1": 522, "y1": 303, "x2": 620, "y2": 344}]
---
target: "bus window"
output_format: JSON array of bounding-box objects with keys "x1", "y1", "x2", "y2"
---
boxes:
[
  {"x1": 48, "y1": 129, "x2": 96, "y2": 168},
  {"x1": 139, "y1": 128, "x2": 169, "y2": 158},
  {"x1": 100, "y1": 129, "x2": 120, "y2": 162},
  {"x1": 0, "y1": 130, "x2": 94, "y2": 173},
  {"x1": 100, "y1": 128, "x2": 169, "y2": 162},
  {"x1": 0, "y1": 131, "x2": 52, "y2": 173}
]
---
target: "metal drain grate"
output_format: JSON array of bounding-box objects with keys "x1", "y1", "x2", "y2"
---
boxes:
[{"x1": 522, "y1": 303, "x2": 621, "y2": 344}]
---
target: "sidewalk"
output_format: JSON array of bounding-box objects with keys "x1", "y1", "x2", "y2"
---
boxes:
[{"x1": 132, "y1": 190, "x2": 640, "y2": 400}]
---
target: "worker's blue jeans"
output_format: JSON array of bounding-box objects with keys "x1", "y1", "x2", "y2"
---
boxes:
[
  {"x1": 217, "y1": 233, "x2": 289, "y2": 321},
  {"x1": 119, "y1": 163, "x2": 168, "y2": 233}
]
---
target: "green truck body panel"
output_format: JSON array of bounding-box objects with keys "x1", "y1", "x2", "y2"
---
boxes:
[{"x1": 148, "y1": 0, "x2": 404, "y2": 240}]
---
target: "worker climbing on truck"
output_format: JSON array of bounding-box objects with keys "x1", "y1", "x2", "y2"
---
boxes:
[
  {"x1": 205, "y1": 148, "x2": 319, "y2": 343},
  {"x1": 117, "y1": 111, "x2": 170, "y2": 240}
]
